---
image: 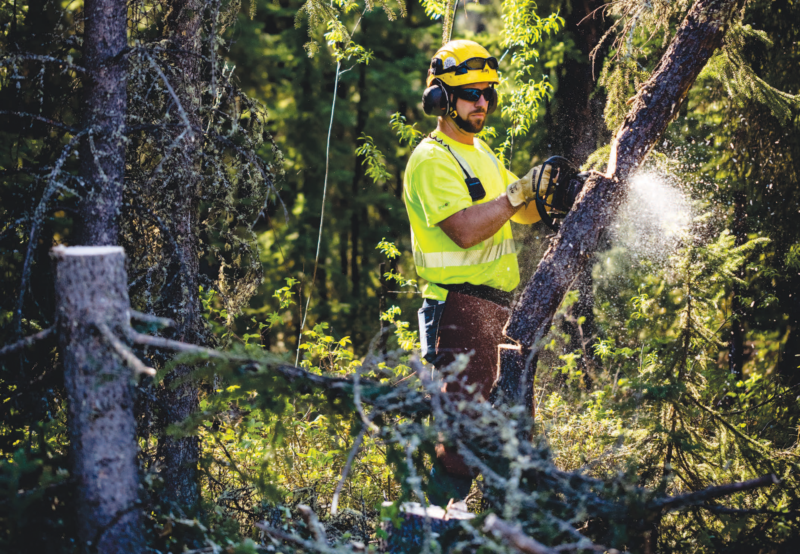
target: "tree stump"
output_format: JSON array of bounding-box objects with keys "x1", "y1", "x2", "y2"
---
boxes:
[
  {"x1": 380, "y1": 501, "x2": 474, "y2": 553},
  {"x1": 52, "y1": 246, "x2": 142, "y2": 553}
]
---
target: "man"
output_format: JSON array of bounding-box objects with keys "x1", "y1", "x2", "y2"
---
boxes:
[{"x1": 403, "y1": 39, "x2": 551, "y2": 504}]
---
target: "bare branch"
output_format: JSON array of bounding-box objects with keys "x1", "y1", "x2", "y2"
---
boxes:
[
  {"x1": 0, "y1": 54, "x2": 87, "y2": 73},
  {"x1": 0, "y1": 327, "x2": 55, "y2": 359},
  {"x1": 129, "y1": 310, "x2": 176, "y2": 329},
  {"x1": 483, "y1": 514, "x2": 620, "y2": 554},
  {"x1": 702, "y1": 505, "x2": 800, "y2": 517},
  {"x1": 124, "y1": 329, "x2": 401, "y2": 402},
  {"x1": 255, "y1": 522, "x2": 338, "y2": 554},
  {"x1": 297, "y1": 504, "x2": 327, "y2": 544},
  {"x1": 483, "y1": 515, "x2": 558, "y2": 554},
  {"x1": 0, "y1": 111, "x2": 78, "y2": 133},
  {"x1": 331, "y1": 427, "x2": 366, "y2": 516},
  {"x1": 141, "y1": 50, "x2": 195, "y2": 139},
  {"x1": 96, "y1": 322, "x2": 156, "y2": 376},
  {"x1": 14, "y1": 128, "x2": 89, "y2": 335},
  {"x1": 650, "y1": 474, "x2": 779, "y2": 513}
]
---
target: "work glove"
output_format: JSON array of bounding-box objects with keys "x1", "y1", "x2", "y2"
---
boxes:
[{"x1": 506, "y1": 164, "x2": 552, "y2": 208}]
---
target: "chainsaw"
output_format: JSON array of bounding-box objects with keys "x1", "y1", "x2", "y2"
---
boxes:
[{"x1": 533, "y1": 156, "x2": 589, "y2": 231}]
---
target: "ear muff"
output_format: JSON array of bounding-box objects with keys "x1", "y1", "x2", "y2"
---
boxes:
[{"x1": 422, "y1": 80, "x2": 450, "y2": 116}]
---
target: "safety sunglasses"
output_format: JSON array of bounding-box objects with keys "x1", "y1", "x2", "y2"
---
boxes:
[
  {"x1": 452, "y1": 86, "x2": 497, "y2": 103},
  {"x1": 430, "y1": 56, "x2": 499, "y2": 76}
]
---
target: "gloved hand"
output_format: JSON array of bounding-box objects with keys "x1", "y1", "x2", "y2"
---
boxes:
[{"x1": 506, "y1": 164, "x2": 552, "y2": 208}]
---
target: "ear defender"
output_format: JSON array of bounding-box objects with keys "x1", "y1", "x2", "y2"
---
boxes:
[{"x1": 422, "y1": 80, "x2": 450, "y2": 116}]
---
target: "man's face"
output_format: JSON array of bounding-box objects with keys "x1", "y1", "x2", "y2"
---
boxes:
[{"x1": 452, "y1": 81, "x2": 492, "y2": 134}]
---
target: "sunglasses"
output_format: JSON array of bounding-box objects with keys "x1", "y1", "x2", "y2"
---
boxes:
[
  {"x1": 452, "y1": 86, "x2": 497, "y2": 103},
  {"x1": 430, "y1": 56, "x2": 499, "y2": 76}
]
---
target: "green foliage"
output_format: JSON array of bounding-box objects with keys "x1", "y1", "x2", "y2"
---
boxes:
[
  {"x1": 496, "y1": 0, "x2": 564, "y2": 163},
  {"x1": 355, "y1": 134, "x2": 391, "y2": 183},
  {"x1": 5, "y1": 0, "x2": 800, "y2": 551},
  {"x1": 379, "y1": 305, "x2": 419, "y2": 351},
  {"x1": 702, "y1": 24, "x2": 800, "y2": 126},
  {"x1": 390, "y1": 112, "x2": 425, "y2": 148},
  {"x1": 375, "y1": 237, "x2": 402, "y2": 260}
]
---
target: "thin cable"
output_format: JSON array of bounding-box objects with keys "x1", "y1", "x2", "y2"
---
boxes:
[{"x1": 295, "y1": 60, "x2": 341, "y2": 366}]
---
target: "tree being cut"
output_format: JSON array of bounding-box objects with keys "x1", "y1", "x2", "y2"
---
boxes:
[{"x1": 498, "y1": 0, "x2": 749, "y2": 405}]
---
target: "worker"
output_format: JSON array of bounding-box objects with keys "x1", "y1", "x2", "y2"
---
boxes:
[{"x1": 403, "y1": 39, "x2": 553, "y2": 505}]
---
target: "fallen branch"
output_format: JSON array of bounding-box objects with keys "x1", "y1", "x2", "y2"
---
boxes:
[
  {"x1": 483, "y1": 514, "x2": 620, "y2": 554},
  {"x1": 255, "y1": 522, "x2": 338, "y2": 554},
  {"x1": 125, "y1": 327, "x2": 430, "y2": 414},
  {"x1": 297, "y1": 504, "x2": 327, "y2": 544},
  {"x1": 0, "y1": 327, "x2": 55, "y2": 359},
  {"x1": 703, "y1": 504, "x2": 800, "y2": 517},
  {"x1": 649, "y1": 474, "x2": 779, "y2": 512}
]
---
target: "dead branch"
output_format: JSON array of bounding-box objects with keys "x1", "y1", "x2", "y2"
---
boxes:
[
  {"x1": 0, "y1": 53, "x2": 87, "y2": 73},
  {"x1": 702, "y1": 505, "x2": 800, "y2": 517},
  {"x1": 129, "y1": 310, "x2": 176, "y2": 329},
  {"x1": 14, "y1": 128, "x2": 89, "y2": 335},
  {"x1": 483, "y1": 514, "x2": 619, "y2": 554},
  {"x1": 95, "y1": 322, "x2": 156, "y2": 376},
  {"x1": 142, "y1": 50, "x2": 195, "y2": 138},
  {"x1": 256, "y1": 522, "x2": 338, "y2": 554},
  {"x1": 0, "y1": 111, "x2": 78, "y2": 133},
  {"x1": 649, "y1": 474, "x2": 779, "y2": 512},
  {"x1": 331, "y1": 427, "x2": 366, "y2": 516},
  {"x1": 297, "y1": 504, "x2": 328, "y2": 544},
  {"x1": 0, "y1": 327, "x2": 55, "y2": 359}
]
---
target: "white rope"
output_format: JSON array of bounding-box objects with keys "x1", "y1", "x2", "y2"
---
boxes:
[{"x1": 295, "y1": 60, "x2": 341, "y2": 366}]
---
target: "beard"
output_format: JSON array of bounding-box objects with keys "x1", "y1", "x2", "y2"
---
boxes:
[{"x1": 452, "y1": 110, "x2": 486, "y2": 133}]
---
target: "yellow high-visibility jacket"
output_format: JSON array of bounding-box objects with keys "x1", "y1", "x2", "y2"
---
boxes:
[{"x1": 403, "y1": 131, "x2": 526, "y2": 301}]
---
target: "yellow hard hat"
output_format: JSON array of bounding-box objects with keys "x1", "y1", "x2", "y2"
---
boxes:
[{"x1": 426, "y1": 40, "x2": 499, "y2": 88}]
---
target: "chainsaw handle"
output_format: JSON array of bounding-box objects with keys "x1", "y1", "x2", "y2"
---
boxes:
[{"x1": 533, "y1": 156, "x2": 576, "y2": 231}]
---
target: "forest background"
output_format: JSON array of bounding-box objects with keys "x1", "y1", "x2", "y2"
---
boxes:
[{"x1": 2, "y1": 0, "x2": 800, "y2": 552}]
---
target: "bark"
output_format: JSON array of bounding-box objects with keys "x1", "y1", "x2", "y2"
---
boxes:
[
  {"x1": 501, "y1": 0, "x2": 746, "y2": 407},
  {"x1": 52, "y1": 246, "x2": 142, "y2": 553},
  {"x1": 156, "y1": 0, "x2": 204, "y2": 508},
  {"x1": 78, "y1": 0, "x2": 127, "y2": 245}
]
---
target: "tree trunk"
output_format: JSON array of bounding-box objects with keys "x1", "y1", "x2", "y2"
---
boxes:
[
  {"x1": 78, "y1": 0, "x2": 127, "y2": 246},
  {"x1": 52, "y1": 246, "x2": 142, "y2": 553},
  {"x1": 156, "y1": 0, "x2": 205, "y2": 508},
  {"x1": 350, "y1": 62, "x2": 368, "y2": 298},
  {"x1": 500, "y1": 0, "x2": 746, "y2": 409}
]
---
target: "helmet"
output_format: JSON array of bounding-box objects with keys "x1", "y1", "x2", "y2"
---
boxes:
[{"x1": 426, "y1": 40, "x2": 499, "y2": 88}]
